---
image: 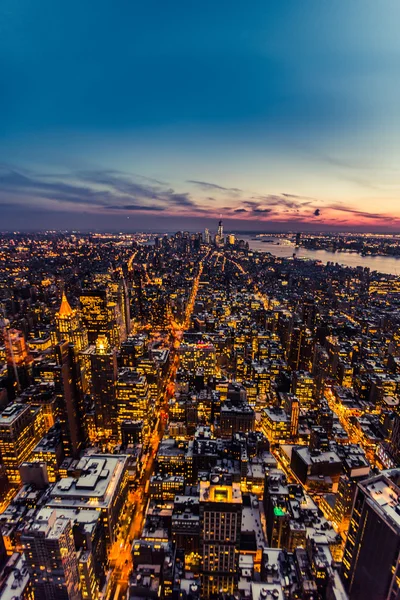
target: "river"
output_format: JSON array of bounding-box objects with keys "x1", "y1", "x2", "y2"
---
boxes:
[{"x1": 243, "y1": 236, "x2": 400, "y2": 276}]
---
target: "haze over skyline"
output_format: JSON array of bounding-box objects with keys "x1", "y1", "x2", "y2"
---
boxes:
[{"x1": 1, "y1": 0, "x2": 400, "y2": 231}]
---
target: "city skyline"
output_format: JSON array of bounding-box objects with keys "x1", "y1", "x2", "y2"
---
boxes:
[
  {"x1": 2, "y1": 0, "x2": 400, "y2": 231},
  {"x1": 1, "y1": 228, "x2": 399, "y2": 599},
  {"x1": 2, "y1": 2, "x2": 400, "y2": 596}
]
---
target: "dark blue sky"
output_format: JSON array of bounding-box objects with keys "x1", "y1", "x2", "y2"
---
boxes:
[{"x1": 1, "y1": 0, "x2": 400, "y2": 231}]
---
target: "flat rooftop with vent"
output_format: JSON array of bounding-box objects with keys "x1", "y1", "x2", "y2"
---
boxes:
[
  {"x1": 47, "y1": 454, "x2": 129, "y2": 544},
  {"x1": 49, "y1": 454, "x2": 127, "y2": 502},
  {"x1": 0, "y1": 403, "x2": 29, "y2": 426},
  {"x1": 199, "y1": 477, "x2": 242, "y2": 503},
  {"x1": 250, "y1": 549, "x2": 285, "y2": 600},
  {"x1": 360, "y1": 473, "x2": 400, "y2": 527},
  {"x1": 0, "y1": 553, "x2": 30, "y2": 600}
]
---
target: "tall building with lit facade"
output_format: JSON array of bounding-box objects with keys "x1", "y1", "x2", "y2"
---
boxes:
[
  {"x1": 332, "y1": 474, "x2": 358, "y2": 533},
  {"x1": 47, "y1": 454, "x2": 129, "y2": 546},
  {"x1": 137, "y1": 352, "x2": 164, "y2": 405},
  {"x1": 178, "y1": 341, "x2": 216, "y2": 377},
  {"x1": 312, "y1": 344, "x2": 330, "y2": 400},
  {"x1": 3, "y1": 326, "x2": 33, "y2": 393},
  {"x1": 292, "y1": 371, "x2": 314, "y2": 410},
  {"x1": 80, "y1": 289, "x2": 121, "y2": 347},
  {"x1": 288, "y1": 324, "x2": 313, "y2": 371},
  {"x1": 119, "y1": 335, "x2": 147, "y2": 368},
  {"x1": 81, "y1": 336, "x2": 117, "y2": 440},
  {"x1": 18, "y1": 382, "x2": 57, "y2": 431},
  {"x1": 54, "y1": 341, "x2": 87, "y2": 458},
  {"x1": 261, "y1": 406, "x2": 290, "y2": 444},
  {"x1": 338, "y1": 362, "x2": 354, "y2": 388},
  {"x1": 282, "y1": 392, "x2": 300, "y2": 438},
  {"x1": 0, "y1": 403, "x2": 45, "y2": 484},
  {"x1": 53, "y1": 293, "x2": 88, "y2": 352},
  {"x1": 116, "y1": 369, "x2": 152, "y2": 439},
  {"x1": 108, "y1": 279, "x2": 131, "y2": 340},
  {"x1": 22, "y1": 510, "x2": 82, "y2": 600},
  {"x1": 342, "y1": 472, "x2": 400, "y2": 600},
  {"x1": 78, "y1": 550, "x2": 99, "y2": 600},
  {"x1": 200, "y1": 476, "x2": 242, "y2": 598},
  {"x1": 218, "y1": 219, "x2": 223, "y2": 238},
  {"x1": 378, "y1": 412, "x2": 400, "y2": 469},
  {"x1": 31, "y1": 423, "x2": 64, "y2": 483},
  {"x1": 215, "y1": 220, "x2": 224, "y2": 247},
  {"x1": 252, "y1": 361, "x2": 272, "y2": 399}
]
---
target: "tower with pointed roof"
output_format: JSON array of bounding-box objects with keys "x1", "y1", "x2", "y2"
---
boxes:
[
  {"x1": 59, "y1": 292, "x2": 74, "y2": 318},
  {"x1": 54, "y1": 292, "x2": 88, "y2": 351}
]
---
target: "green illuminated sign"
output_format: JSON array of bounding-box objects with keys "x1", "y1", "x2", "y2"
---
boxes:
[{"x1": 274, "y1": 506, "x2": 286, "y2": 517}]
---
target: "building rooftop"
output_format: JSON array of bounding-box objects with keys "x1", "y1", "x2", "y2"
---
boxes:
[
  {"x1": 33, "y1": 426, "x2": 62, "y2": 454},
  {"x1": 241, "y1": 495, "x2": 266, "y2": 548},
  {"x1": 251, "y1": 549, "x2": 285, "y2": 600},
  {"x1": 221, "y1": 402, "x2": 255, "y2": 415},
  {"x1": 0, "y1": 403, "x2": 29, "y2": 426},
  {"x1": 199, "y1": 478, "x2": 242, "y2": 504},
  {"x1": 117, "y1": 369, "x2": 146, "y2": 385},
  {"x1": 157, "y1": 438, "x2": 186, "y2": 458},
  {"x1": 360, "y1": 473, "x2": 400, "y2": 528},
  {"x1": 150, "y1": 474, "x2": 184, "y2": 484},
  {"x1": 263, "y1": 407, "x2": 290, "y2": 423},
  {"x1": 38, "y1": 506, "x2": 100, "y2": 535},
  {"x1": 267, "y1": 470, "x2": 289, "y2": 496},
  {"x1": 0, "y1": 553, "x2": 30, "y2": 600},
  {"x1": 294, "y1": 446, "x2": 341, "y2": 466},
  {"x1": 48, "y1": 454, "x2": 128, "y2": 507},
  {"x1": 58, "y1": 292, "x2": 74, "y2": 317},
  {"x1": 251, "y1": 582, "x2": 284, "y2": 600}
]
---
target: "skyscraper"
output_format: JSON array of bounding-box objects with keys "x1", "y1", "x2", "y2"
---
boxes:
[
  {"x1": 288, "y1": 325, "x2": 313, "y2": 371},
  {"x1": 108, "y1": 279, "x2": 131, "y2": 341},
  {"x1": 80, "y1": 288, "x2": 122, "y2": 347},
  {"x1": 200, "y1": 475, "x2": 242, "y2": 597},
  {"x1": 22, "y1": 510, "x2": 82, "y2": 600},
  {"x1": 215, "y1": 219, "x2": 224, "y2": 246},
  {"x1": 333, "y1": 475, "x2": 358, "y2": 533},
  {"x1": 81, "y1": 335, "x2": 118, "y2": 440},
  {"x1": 342, "y1": 472, "x2": 400, "y2": 600},
  {"x1": 2, "y1": 326, "x2": 33, "y2": 393},
  {"x1": 78, "y1": 551, "x2": 99, "y2": 600},
  {"x1": 54, "y1": 293, "x2": 88, "y2": 352},
  {"x1": 116, "y1": 369, "x2": 151, "y2": 439},
  {"x1": 54, "y1": 341, "x2": 87, "y2": 457},
  {"x1": 0, "y1": 403, "x2": 45, "y2": 484},
  {"x1": 292, "y1": 371, "x2": 314, "y2": 409}
]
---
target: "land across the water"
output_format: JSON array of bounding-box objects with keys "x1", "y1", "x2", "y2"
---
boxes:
[{"x1": 243, "y1": 235, "x2": 400, "y2": 276}]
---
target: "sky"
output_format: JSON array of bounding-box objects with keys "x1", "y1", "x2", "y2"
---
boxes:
[{"x1": 1, "y1": 0, "x2": 400, "y2": 232}]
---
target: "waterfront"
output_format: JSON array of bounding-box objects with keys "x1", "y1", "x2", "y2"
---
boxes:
[{"x1": 244, "y1": 235, "x2": 400, "y2": 276}]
